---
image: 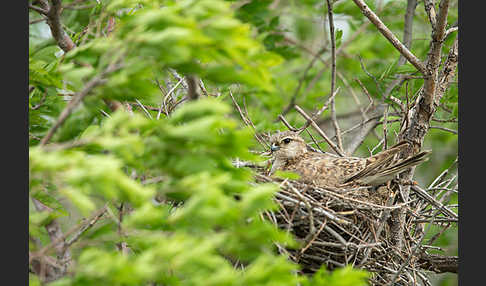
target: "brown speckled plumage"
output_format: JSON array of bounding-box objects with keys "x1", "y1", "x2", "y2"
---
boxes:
[{"x1": 269, "y1": 131, "x2": 430, "y2": 188}]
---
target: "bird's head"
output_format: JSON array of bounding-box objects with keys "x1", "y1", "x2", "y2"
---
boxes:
[{"x1": 269, "y1": 131, "x2": 308, "y2": 160}]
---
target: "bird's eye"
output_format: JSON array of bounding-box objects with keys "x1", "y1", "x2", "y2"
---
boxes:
[{"x1": 282, "y1": 138, "x2": 291, "y2": 144}]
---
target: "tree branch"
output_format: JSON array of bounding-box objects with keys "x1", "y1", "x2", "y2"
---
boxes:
[
  {"x1": 424, "y1": 0, "x2": 437, "y2": 29},
  {"x1": 325, "y1": 0, "x2": 344, "y2": 153},
  {"x1": 294, "y1": 105, "x2": 345, "y2": 157},
  {"x1": 30, "y1": 2, "x2": 79, "y2": 275},
  {"x1": 41, "y1": 0, "x2": 77, "y2": 53},
  {"x1": 29, "y1": 4, "x2": 49, "y2": 15},
  {"x1": 421, "y1": 0, "x2": 450, "y2": 107},
  {"x1": 398, "y1": 0, "x2": 418, "y2": 65},
  {"x1": 418, "y1": 253, "x2": 458, "y2": 273},
  {"x1": 299, "y1": 87, "x2": 340, "y2": 132},
  {"x1": 31, "y1": 199, "x2": 72, "y2": 280},
  {"x1": 391, "y1": 0, "x2": 451, "y2": 249},
  {"x1": 186, "y1": 75, "x2": 200, "y2": 101},
  {"x1": 40, "y1": 62, "x2": 123, "y2": 146},
  {"x1": 436, "y1": 37, "x2": 458, "y2": 105},
  {"x1": 351, "y1": 0, "x2": 427, "y2": 74}
]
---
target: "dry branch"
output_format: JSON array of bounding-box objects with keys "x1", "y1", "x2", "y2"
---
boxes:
[
  {"x1": 325, "y1": 0, "x2": 344, "y2": 152},
  {"x1": 299, "y1": 87, "x2": 340, "y2": 132},
  {"x1": 417, "y1": 253, "x2": 458, "y2": 273},
  {"x1": 294, "y1": 105, "x2": 345, "y2": 157},
  {"x1": 352, "y1": 0, "x2": 427, "y2": 74}
]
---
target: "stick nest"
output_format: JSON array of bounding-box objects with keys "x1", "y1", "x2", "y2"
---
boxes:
[{"x1": 254, "y1": 172, "x2": 451, "y2": 286}]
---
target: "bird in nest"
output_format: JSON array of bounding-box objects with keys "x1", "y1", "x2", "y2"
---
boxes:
[{"x1": 269, "y1": 130, "x2": 430, "y2": 188}]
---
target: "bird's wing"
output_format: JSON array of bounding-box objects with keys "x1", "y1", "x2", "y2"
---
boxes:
[
  {"x1": 344, "y1": 149, "x2": 431, "y2": 185},
  {"x1": 371, "y1": 150, "x2": 431, "y2": 177},
  {"x1": 342, "y1": 141, "x2": 410, "y2": 184}
]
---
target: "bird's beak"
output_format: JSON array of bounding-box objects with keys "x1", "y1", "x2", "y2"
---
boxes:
[{"x1": 271, "y1": 144, "x2": 280, "y2": 152}]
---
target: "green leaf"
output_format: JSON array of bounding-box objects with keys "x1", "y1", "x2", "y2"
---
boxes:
[
  {"x1": 335, "y1": 28, "x2": 343, "y2": 49},
  {"x1": 274, "y1": 170, "x2": 301, "y2": 180}
]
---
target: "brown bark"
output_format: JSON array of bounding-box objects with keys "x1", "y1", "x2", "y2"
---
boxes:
[
  {"x1": 392, "y1": 0, "x2": 452, "y2": 249},
  {"x1": 35, "y1": 0, "x2": 77, "y2": 53},
  {"x1": 418, "y1": 253, "x2": 458, "y2": 273},
  {"x1": 186, "y1": 76, "x2": 200, "y2": 101}
]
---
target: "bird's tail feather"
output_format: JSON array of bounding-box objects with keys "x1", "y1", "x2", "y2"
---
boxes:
[{"x1": 380, "y1": 150, "x2": 431, "y2": 176}]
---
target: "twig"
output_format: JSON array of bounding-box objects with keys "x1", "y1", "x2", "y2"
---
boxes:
[
  {"x1": 294, "y1": 105, "x2": 345, "y2": 156},
  {"x1": 40, "y1": 61, "x2": 123, "y2": 146},
  {"x1": 387, "y1": 209, "x2": 441, "y2": 285},
  {"x1": 31, "y1": 198, "x2": 72, "y2": 278},
  {"x1": 280, "y1": 8, "x2": 377, "y2": 119},
  {"x1": 135, "y1": 99, "x2": 153, "y2": 119},
  {"x1": 29, "y1": 4, "x2": 48, "y2": 15},
  {"x1": 429, "y1": 126, "x2": 457, "y2": 134},
  {"x1": 41, "y1": 139, "x2": 89, "y2": 152},
  {"x1": 299, "y1": 15, "x2": 375, "y2": 102},
  {"x1": 31, "y1": 91, "x2": 47, "y2": 110},
  {"x1": 30, "y1": 17, "x2": 48, "y2": 25},
  {"x1": 198, "y1": 79, "x2": 209, "y2": 97},
  {"x1": 63, "y1": 4, "x2": 96, "y2": 10},
  {"x1": 436, "y1": 37, "x2": 458, "y2": 105},
  {"x1": 31, "y1": 205, "x2": 108, "y2": 261},
  {"x1": 305, "y1": 129, "x2": 325, "y2": 153},
  {"x1": 229, "y1": 91, "x2": 269, "y2": 149},
  {"x1": 444, "y1": 26, "x2": 458, "y2": 39},
  {"x1": 278, "y1": 115, "x2": 298, "y2": 132},
  {"x1": 382, "y1": 105, "x2": 389, "y2": 149},
  {"x1": 355, "y1": 78, "x2": 374, "y2": 109},
  {"x1": 340, "y1": 104, "x2": 388, "y2": 155},
  {"x1": 431, "y1": 116, "x2": 457, "y2": 123},
  {"x1": 274, "y1": 192, "x2": 349, "y2": 225},
  {"x1": 284, "y1": 182, "x2": 315, "y2": 234},
  {"x1": 154, "y1": 79, "x2": 168, "y2": 118},
  {"x1": 299, "y1": 87, "x2": 340, "y2": 132},
  {"x1": 128, "y1": 102, "x2": 160, "y2": 111},
  {"x1": 358, "y1": 56, "x2": 384, "y2": 97},
  {"x1": 300, "y1": 219, "x2": 327, "y2": 254},
  {"x1": 281, "y1": 46, "x2": 327, "y2": 116},
  {"x1": 411, "y1": 185, "x2": 457, "y2": 219},
  {"x1": 325, "y1": 0, "x2": 344, "y2": 152},
  {"x1": 65, "y1": 207, "x2": 107, "y2": 248},
  {"x1": 158, "y1": 76, "x2": 184, "y2": 119}
]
